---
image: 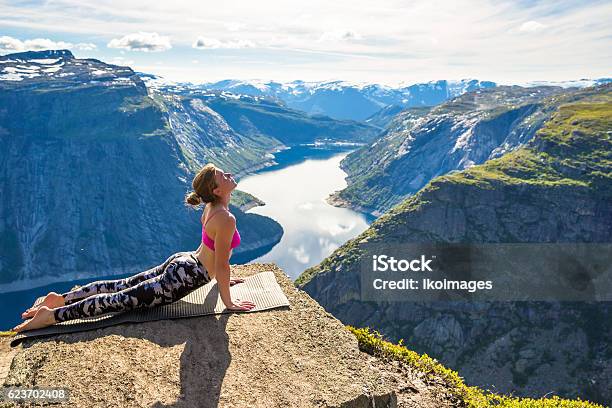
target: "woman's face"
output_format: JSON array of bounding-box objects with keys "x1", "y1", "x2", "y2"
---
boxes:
[{"x1": 213, "y1": 168, "x2": 237, "y2": 197}]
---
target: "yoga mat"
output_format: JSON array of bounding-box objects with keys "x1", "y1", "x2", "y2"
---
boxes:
[{"x1": 11, "y1": 271, "x2": 290, "y2": 347}]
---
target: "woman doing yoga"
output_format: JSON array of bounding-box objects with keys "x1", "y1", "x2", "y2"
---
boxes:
[{"x1": 13, "y1": 163, "x2": 255, "y2": 333}]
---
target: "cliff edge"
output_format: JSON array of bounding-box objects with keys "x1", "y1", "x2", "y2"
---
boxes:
[{"x1": 0, "y1": 263, "x2": 455, "y2": 408}]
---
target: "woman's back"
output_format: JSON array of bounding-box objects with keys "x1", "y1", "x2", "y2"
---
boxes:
[{"x1": 196, "y1": 203, "x2": 237, "y2": 279}]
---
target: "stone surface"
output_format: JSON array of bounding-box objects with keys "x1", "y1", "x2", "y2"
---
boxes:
[{"x1": 0, "y1": 263, "x2": 458, "y2": 408}]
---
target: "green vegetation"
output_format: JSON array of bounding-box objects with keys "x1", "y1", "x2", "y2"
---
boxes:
[
  {"x1": 348, "y1": 326, "x2": 605, "y2": 408},
  {"x1": 119, "y1": 95, "x2": 158, "y2": 113},
  {"x1": 439, "y1": 94, "x2": 611, "y2": 192},
  {"x1": 334, "y1": 84, "x2": 612, "y2": 214},
  {"x1": 230, "y1": 190, "x2": 265, "y2": 210}
]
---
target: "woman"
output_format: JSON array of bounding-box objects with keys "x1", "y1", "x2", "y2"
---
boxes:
[{"x1": 13, "y1": 163, "x2": 255, "y2": 333}]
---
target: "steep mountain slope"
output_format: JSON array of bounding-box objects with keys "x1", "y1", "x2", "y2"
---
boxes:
[
  {"x1": 142, "y1": 75, "x2": 381, "y2": 148},
  {"x1": 363, "y1": 104, "x2": 425, "y2": 129},
  {"x1": 0, "y1": 50, "x2": 281, "y2": 290},
  {"x1": 328, "y1": 85, "x2": 588, "y2": 216},
  {"x1": 0, "y1": 49, "x2": 382, "y2": 290},
  {"x1": 296, "y1": 83, "x2": 612, "y2": 404},
  {"x1": 202, "y1": 92, "x2": 378, "y2": 145}
]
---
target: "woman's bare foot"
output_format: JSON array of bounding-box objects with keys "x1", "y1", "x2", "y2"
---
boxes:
[
  {"x1": 21, "y1": 292, "x2": 64, "y2": 319},
  {"x1": 12, "y1": 306, "x2": 56, "y2": 333}
]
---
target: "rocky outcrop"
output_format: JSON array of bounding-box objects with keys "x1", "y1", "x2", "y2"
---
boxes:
[
  {"x1": 363, "y1": 105, "x2": 426, "y2": 130},
  {"x1": 297, "y1": 84, "x2": 612, "y2": 405},
  {"x1": 0, "y1": 263, "x2": 464, "y2": 408}
]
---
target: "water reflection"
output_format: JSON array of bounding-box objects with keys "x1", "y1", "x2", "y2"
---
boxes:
[{"x1": 237, "y1": 145, "x2": 374, "y2": 280}]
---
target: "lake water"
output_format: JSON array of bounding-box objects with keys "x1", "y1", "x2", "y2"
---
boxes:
[
  {"x1": 0, "y1": 144, "x2": 373, "y2": 329},
  {"x1": 238, "y1": 144, "x2": 374, "y2": 280}
]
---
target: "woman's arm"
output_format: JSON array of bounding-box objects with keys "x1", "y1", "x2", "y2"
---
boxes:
[
  {"x1": 213, "y1": 215, "x2": 237, "y2": 307},
  {"x1": 213, "y1": 214, "x2": 255, "y2": 311}
]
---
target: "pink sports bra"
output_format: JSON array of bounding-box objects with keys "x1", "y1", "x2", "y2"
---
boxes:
[{"x1": 202, "y1": 209, "x2": 241, "y2": 251}]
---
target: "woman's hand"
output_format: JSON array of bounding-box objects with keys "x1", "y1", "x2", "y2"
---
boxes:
[
  {"x1": 225, "y1": 299, "x2": 256, "y2": 311},
  {"x1": 229, "y1": 277, "x2": 245, "y2": 286}
]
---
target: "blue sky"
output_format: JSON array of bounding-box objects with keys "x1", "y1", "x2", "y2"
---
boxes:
[{"x1": 0, "y1": 0, "x2": 610, "y2": 85}]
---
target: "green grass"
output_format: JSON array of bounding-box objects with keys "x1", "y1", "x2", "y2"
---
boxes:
[
  {"x1": 348, "y1": 326, "x2": 606, "y2": 408},
  {"x1": 230, "y1": 190, "x2": 265, "y2": 210},
  {"x1": 439, "y1": 100, "x2": 611, "y2": 190}
]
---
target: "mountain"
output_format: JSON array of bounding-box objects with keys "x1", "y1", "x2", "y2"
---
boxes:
[
  {"x1": 141, "y1": 75, "x2": 380, "y2": 148},
  {"x1": 149, "y1": 77, "x2": 496, "y2": 121},
  {"x1": 1, "y1": 263, "x2": 603, "y2": 408},
  {"x1": 0, "y1": 49, "x2": 273, "y2": 289},
  {"x1": 327, "y1": 85, "x2": 585, "y2": 216},
  {"x1": 196, "y1": 91, "x2": 378, "y2": 145},
  {"x1": 363, "y1": 104, "x2": 420, "y2": 129},
  {"x1": 145, "y1": 76, "x2": 612, "y2": 124},
  {"x1": 0, "y1": 50, "x2": 374, "y2": 291},
  {"x1": 205, "y1": 78, "x2": 612, "y2": 124},
  {"x1": 296, "y1": 83, "x2": 612, "y2": 405}
]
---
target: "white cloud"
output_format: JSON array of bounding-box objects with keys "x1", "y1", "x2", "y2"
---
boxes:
[
  {"x1": 107, "y1": 32, "x2": 172, "y2": 52},
  {"x1": 23, "y1": 38, "x2": 72, "y2": 50},
  {"x1": 0, "y1": 36, "x2": 23, "y2": 51},
  {"x1": 0, "y1": 36, "x2": 96, "y2": 53},
  {"x1": 0, "y1": 36, "x2": 72, "y2": 52},
  {"x1": 518, "y1": 20, "x2": 547, "y2": 33},
  {"x1": 74, "y1": 42, "x2": 97, "y2": 50},
  {"x1": 318, "y1": 29, "x2": 363, "y2": 43},
  {"x1": 192, "y1": 36, "x2": 255, "y2": 49},
  {"x1": 297, "y1": 202, "x2": 314, "y2": 210}
]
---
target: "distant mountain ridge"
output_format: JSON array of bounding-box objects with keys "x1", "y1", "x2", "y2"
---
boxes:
[
  {"x1": 138, "y1": 74, "x2": 612, "y2": 123},
  {"x1": 156, "y1": 77, "x2": 497, "y2": 121}
]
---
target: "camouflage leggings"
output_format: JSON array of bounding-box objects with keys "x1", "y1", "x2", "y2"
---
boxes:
[{"x1": 53, "y1": 251, "x2": 211, "y2": 323}]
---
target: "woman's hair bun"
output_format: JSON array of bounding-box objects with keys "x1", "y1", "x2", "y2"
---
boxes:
[{"x1": 185, "y1": 191, "x2": 203, "y2": 208}]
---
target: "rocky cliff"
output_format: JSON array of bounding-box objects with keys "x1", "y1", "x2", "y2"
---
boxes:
[
  {"x1": 328, "y1": 85, "x2": 583, "y2": 216},
  {"x1": 0, "y1": 50, "x2": 281, "y2": 290},
  {"x1": 0, "y1": 50, "x2": 375, "y2": 290},
  {"x1": 297, "y1": 83, "x2": 612, "y2": 405},
  {"x1": 0, "y1": 264, "x2": 452, "y2": 408}
]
